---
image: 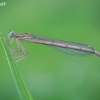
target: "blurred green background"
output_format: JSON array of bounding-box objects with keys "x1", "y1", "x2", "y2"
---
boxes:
[{"x1": 0, "y1": 0, "x2": 100, "y2": 100}]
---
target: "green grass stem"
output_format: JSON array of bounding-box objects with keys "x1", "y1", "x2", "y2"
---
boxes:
[{"x1": 0, "y1": 33, "x2": 33, "y2": 100}]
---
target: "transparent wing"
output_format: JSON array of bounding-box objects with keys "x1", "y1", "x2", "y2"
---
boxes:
[
  {"x1": 32, "y1": 34, "x2": 94, "y2": 56},
  {"x1": 50, "y1": 46, "x2": 93, "y2": 56}
]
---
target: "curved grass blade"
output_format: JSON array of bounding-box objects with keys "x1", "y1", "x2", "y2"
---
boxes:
[{"x1": 0, "y1": 33, "x2": 33, "y2": 100}]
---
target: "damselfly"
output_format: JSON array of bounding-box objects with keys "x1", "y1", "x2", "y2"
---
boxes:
[{"x1": 5, "y1": 31, "x2": 100, "y2": 62}]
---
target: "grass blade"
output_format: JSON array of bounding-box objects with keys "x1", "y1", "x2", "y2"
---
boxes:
[{"x1": 0, "y1": 33, "x2": 33, "y2": 100}]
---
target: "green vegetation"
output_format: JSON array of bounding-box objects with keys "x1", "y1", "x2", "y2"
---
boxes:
[{"x1": 0, "y1": 33, "x2": 33, "y2": 100}]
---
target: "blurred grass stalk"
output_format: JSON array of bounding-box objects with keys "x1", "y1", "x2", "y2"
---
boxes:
[{"x1": 0, "y1": 33, "x2": 33, "y2": 100}]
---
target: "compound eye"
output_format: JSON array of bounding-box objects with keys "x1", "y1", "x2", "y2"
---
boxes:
[
  {"x1": 11, "y1": 33, "x2": 14, "y2": 36},
  {"x1": 8, "y1": 31, "x2": 15, "y2": 38}
]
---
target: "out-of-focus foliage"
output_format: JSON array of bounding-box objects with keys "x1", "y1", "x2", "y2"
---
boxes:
[{"x1": 0, "y1": 0, "x2": 100, "y2": 100}]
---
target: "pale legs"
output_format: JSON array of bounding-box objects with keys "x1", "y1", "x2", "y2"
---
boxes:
[{"x1": 4, "y1": 38, "x2": 29, "y2": 62}]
